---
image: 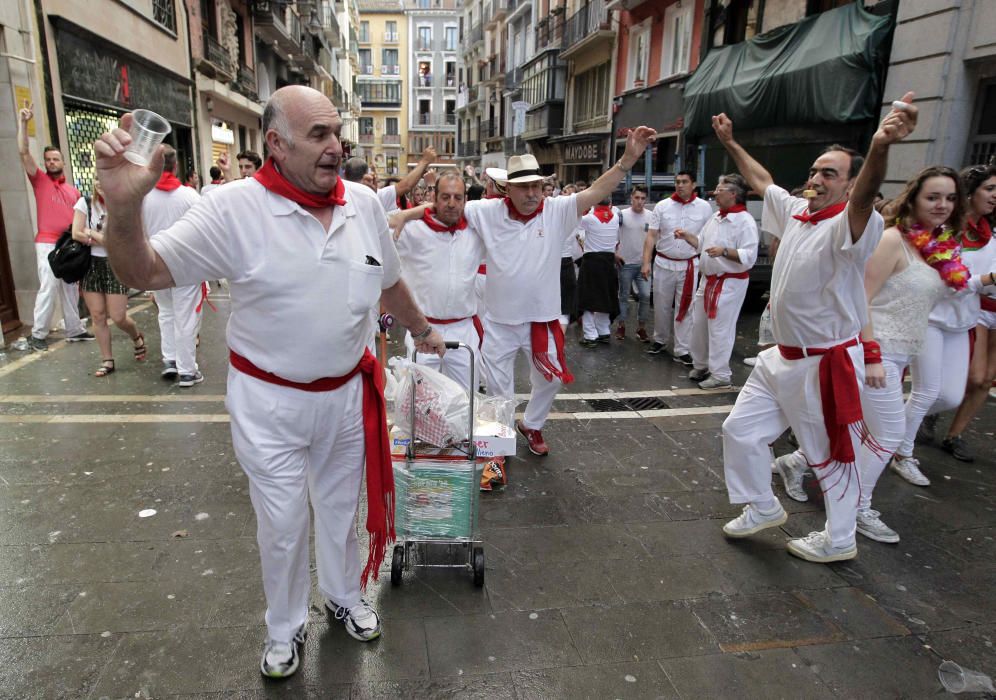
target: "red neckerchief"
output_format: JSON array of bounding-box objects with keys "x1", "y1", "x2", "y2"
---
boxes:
[
  {"x1": 793, "y1": 200, "x2": 847, "y2": 225},
  {"x1": 963, "y1": 217, "x2": 993, "y2": 250},
  {"x1": 155, "y1": 171, "x2": 182, "y2": 191},
  {"x1": 210, "y1": 178, "x2": 223, "y2": 184},
  {"x1": 421, "y1": 208, "x2": 468, "y2": 233},
  {"x1": 46, "y1": 172, "x2": 66, "y2": 185},
  {"x1": 671, "y1": 192, "x2": 697, "y2": 204},
  {"x1": 592, "y1": 205, "x2": 615, "y2": 224},
  {"x1": 719, "y1": 204, "x2": 747, "y2": 218},
  {"x1": 504, "y1": 197, "x2": 544, "y2": 224},
  {"x1": 253, "y1": 157, "x2": 346, "y2": 208}
]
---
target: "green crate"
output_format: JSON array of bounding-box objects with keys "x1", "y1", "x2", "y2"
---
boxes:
[{"x1": 393, "y1": 456, "x2": 482, "y2": 539}]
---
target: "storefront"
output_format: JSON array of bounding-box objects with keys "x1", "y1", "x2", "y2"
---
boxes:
[{"x1": 557, "y1": 135, "x2": 610, "y2": 185}]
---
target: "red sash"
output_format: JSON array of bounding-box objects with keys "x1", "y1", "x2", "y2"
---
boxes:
[
  {"x1": 656, "y1": 252, "x2": 697, "y2": 322},
  {"x1": 425, "y1": 315, "x2": 484, "y2": 348},
  {"x1": 530, "y1": 320, "x2": 573, "y2": 384},
  {"x1": 703, "y1": 271, "x2": 750, "y2": 319},
  {"x1": 228, "y1": 348, "x2": 393, "y2": 588}
]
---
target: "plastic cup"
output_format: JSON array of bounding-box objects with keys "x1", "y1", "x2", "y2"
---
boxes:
[
  {"x1": 124, "y1": 109, "x2": 171, "y2": 166},
  {"x1": 938, "y1": 661, "x2": 996, "y2": 694}
]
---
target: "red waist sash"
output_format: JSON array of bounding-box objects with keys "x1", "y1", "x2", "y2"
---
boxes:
[
  {"x1": 703, "y1": 271, "x2": 750, "y2": 319},
  {"x1": 656, "y1": 252, "x2": 697, "y2": 322}
]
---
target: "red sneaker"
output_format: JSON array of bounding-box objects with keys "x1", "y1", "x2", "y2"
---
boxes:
[
  {"x1": 615, "y1": 323, "x2": 626, "y2": 340},
  {"x1": 636, "y1": 327, "x2": 650, "y2": 343},
  {"x1": 515, "y1": 420, "x2": 549, "y2": 456}
]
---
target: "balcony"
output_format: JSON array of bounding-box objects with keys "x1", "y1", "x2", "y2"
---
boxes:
[
  {"x1": 484, "y1": 0, "x2": 509, "y2": 28},
  {"x1": 521, "y1": 103, "x2": 565, "y2": 141},
  {"x1": 458, "y1": 140, "x2": 480, "y2": 158},
  {"x1": 383, "y1": 134, "x2": 401, "y2": 145},
  {"x1": 416, "y1": 73, "x2": 433, "y2": 88},
  {"x1": 319, "y1": 4, "x2": 342, "y2": 47},
  {"x1": 199, "y1": 34, "x2": 234, "y2": 81},
  {"x1": 535, "y1": 16, "x2": 564, "y2": 50},
  {"x1": 412, "y1": 113, "x2": 458, "y2": 127},
  {"x1": 561, "y1": 0, "x2": 614, "y2": 58},
  {"x1": 503, "y1": 136, "x2": 519, "y2": 154},
  {"x1": 505, "y1": 66, "x2": 523, "y2": 89},
  {"x1": 483, "y1": 118, "x2": 501, "y2": 140},
  {"x1": 359, "y1": 133, "x2": 374, "y2": 145},
  {"x1": 234, "y1": 64, "x2": 258, "y2": 101},
  {"x1": 361, "y1": 64, "x2": 374, "y2": 75},
  {"x1": 415, "y1": 37, "x2": 434, "y2": 52},
  {"x1": 383, "y1": 31, "x2": 399, "y2": 43},
  {"x1": 381, "y1": 64, "x2": 400, "y2": 76},
  {"x1": 253, "y1": 0, "x2": 303, "y2": 59}
]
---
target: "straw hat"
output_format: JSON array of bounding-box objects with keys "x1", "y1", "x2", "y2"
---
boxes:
[
  {"x1": 504, "y1": 154, "x2": 545, "y2": 184},
  {"x1": 484, "y1": 166, "x2": 508, "y2": 182}
]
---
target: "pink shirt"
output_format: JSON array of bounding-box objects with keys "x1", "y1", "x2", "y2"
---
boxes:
[{"x1": 28, "y1": 169, "x2": 80, "y2": 244}]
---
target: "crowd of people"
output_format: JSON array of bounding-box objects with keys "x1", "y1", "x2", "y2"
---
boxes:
[{"x1": 11, "y1": 84, "x2": 996, "y2": 681}]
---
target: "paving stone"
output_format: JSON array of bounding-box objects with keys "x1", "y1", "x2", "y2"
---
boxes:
[
  {"x1": 922, "y1": 623, "x2": 996, "y2": 679},
  {"x1": 790, "y1": 587, "x2": 912, "y2": 640},
  {"x1": 660, "y1": 648, "x2": 836, "y2": 699},
  {"x1": 0, "y1": 585, "x2": 79, "y2": 637},
  {"x1": 352, "y1": 672, "x2": 517, "y2": 700},
  {"x1": 482, "y1": 524, "x2": 645, "y2": 567},
  {"x1": 0, "y1": 632, "x2": 119, "y2": 698},
  {"x1": 514, "y1": 660, "x2": 680, "y2": 699},
  {"x1": 712, "y1": 548, "x2": 850, "y2": 596},
  {"x1": 606, "y1": 555, "x2": 738, "y2": 603},
  {"x1": 627, "y1": 518, "x2": 788, "y2": 558},
  {"x1": 485, "y1": 560, "x2": 624, "y2": 612},
  {"x1": 556, "y1": 491, "x2": 674, "y2": 525}
]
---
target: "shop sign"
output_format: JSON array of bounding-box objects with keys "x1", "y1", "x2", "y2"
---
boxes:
[{"x1": 564, "y1": 140, "x2": 604, "y2": 164}]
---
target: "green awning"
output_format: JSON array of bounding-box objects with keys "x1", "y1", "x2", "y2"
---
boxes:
[{"x1": 683, "y1": 2, "x2": 892, "y2": 139}]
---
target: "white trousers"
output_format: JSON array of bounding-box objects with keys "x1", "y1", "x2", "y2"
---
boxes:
[
  {"x1": 722, "y1": 343, "x2": 866, "y2": 547},
  {"x1": 898, "y1": 325, "x2": 970, "y2": 455},
  {"x1": 857, "y1": 353, "x2": 910, "y2": 511},
  {"x1": 405, "y1": 317, "x2": 483, "y2": 393},
  {"x1": 227, "y1": 367, "x2": 365, "y2": 644},
  {"x1": 154, "y1": 284, "x2": 202, "y2": 374},
  {"x1": 652, "y1": 262, "x2": 697, "y2": 354},
  {"x1": 482, "y1": 319, "x2": 563, "y2": 431},
  {"x1": 32, "y1": 242, "x2": 84, "y2": 339},
  {"x1": 581, "y1": 311, "x2": 610, "y2": 340},
  {"x1": 689, "y1": 276, "x2": 749, "y2": 382}
]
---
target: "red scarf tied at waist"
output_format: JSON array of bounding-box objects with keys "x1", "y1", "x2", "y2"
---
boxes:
[
  {"x1": 792, "y1": 200, "x2": 847, "y2": 225},
  {"x1": 253, "y1": 157, "x2": 346, "y2": 208},
  {"x1": 426, "y1": 315, "x2": 484, "y2": 348},
  {"x1": 592, "y1": 205, "x2": 615, "y2": 224},
  {"x1": 703, "y1": 271, "x2": 750, "y2": 319},
  {"x1": 531, "y1": 321, "x2": 574, "y2": 384},
  {"x1": 155, "y1": 171, "x2": 182, "y2": 191},
  {"x1": 656, "y1": 252, "x2": 696, "y2": 322},
  {"x1": 228, "y1": 348, "x2": 394, "y2": 589}
]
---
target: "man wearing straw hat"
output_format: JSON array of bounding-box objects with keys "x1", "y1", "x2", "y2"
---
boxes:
[{"x1": 93, "y1": 86, "x2": 445, "y2": 679}]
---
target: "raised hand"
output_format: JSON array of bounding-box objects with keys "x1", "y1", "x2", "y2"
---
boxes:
[
  {"x1": 93, "y1": 112, "x2": 164, "y2": 206},
  {"x1": 421, "y1": 146, "x2": 437, "y2": 163},
  {"x1": 711, "y1": 113, "x2": 734, "y2": 144},
  {"x1": 624, "y1": 126, "x2": 657, "y2": 160},
  {"x1": 19, "y1": 102, "x2": 33, "y2": 123},
  {"x1": 873, "y1": 91, "x2": 917, "y2": 146}
]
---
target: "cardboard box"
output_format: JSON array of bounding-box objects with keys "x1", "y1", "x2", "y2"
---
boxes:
[{"x1": 390, "y1": 421, "x2": 516, "y2": 458}]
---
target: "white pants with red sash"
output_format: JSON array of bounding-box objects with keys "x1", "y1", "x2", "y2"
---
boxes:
[
  {"x1": 690, "y1": 274, "x2": 749, "y2": 382},
  {"x1": 154, "y1": 283, "x2": 202, "y2": 375},
  {"x1": 404, "y1": 316, "x2": 484, "y2": 393},
  {"x1": 722, "y1": 342, "x2": 866, "y2": 548},
  {"x1": 652, "y1": 255, "x2": 697, "y2": 354},
  {"x1": 483, "y1": 319, "x2": 563, "y2": 431},
  {"x1": 226, "y1": 366, "x2": 366, "y2": 644}
]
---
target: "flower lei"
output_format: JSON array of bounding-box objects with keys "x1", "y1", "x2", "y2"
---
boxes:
[{"x1": 899, "y1": 221, "x2": 970, "y2": 290}]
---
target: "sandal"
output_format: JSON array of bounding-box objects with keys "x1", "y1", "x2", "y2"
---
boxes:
[
  {"x1": 95, "y1": 359, "x2": 115, "y2": 377},
  {"x1": 133, "y1": 333, "x2": 147, "y2": 361}
]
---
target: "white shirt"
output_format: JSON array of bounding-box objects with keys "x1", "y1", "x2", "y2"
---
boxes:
[
  {"x1": 150, "y1": 178, "x2": 401, "y2": 381},
  {"x1": 617, "y1": 206, "x2": 652, "y2": 264},
  {"x1": 762, "y1": 185, "x2": 883, "y2": 347},
  {"x1": 142, "y1": 185, "x2": 201, "y2": 240},
  {"x1": 650, "y1": 196, "x2": 713, "y2": 271},
  {"x1": 377, "y1": 184, "x2": 399, "y2": 214},
  {"x1": 394, "y1": 217, "x2": 485, "y2": 320},
  {"x1": 579, "y1": 207, "x2": 620, "y2": 254},
  {"x1": 74, "y1": 196, "x2": 107, "y2": 257},
  {"x1": 464, "y1": 194, "x2": 581, "y2": 324},
  {"x1": 698, "y1": 210, "x2": 759, "y2": 277},
  {"x1": 200, "y1": 182, "x2": 221, "y2": 195},
  {"x1": 928, "y1": 239, "x2": 996, "y2": 332}
]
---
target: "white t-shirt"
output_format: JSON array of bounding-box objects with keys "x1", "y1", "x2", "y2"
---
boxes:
[
  {"x1": 762, "y1": 185, "x2": 883, "y2": 347},
  {"x1": 200, "y1": 182, "x2": 221, "y2": 195},
  {"x1": 142, "y1": 185, "x2": 201, "y2": 240},
  {"x1": 579, "y1": 207, "x2": 620, "y2": 254},
  {"x1": 464, "y1": 195, "x2": 581, "y2": 324},
  {"x1": 394, "y1": 218, "x2": 485, "y2": 320},
  {"x1": 928, "y1": 239, "x2": 996, "y2": 332},
  {"x1": 698, "y1": 210, "x2": 759, "y2": 277},
  {"x1": 617, "y1": 206, "x2": 652, "y2": 265},
  {"x1": 73, "y1": 196, "x2": 108, "y2": 257},
  {"x1": 150, "y1": 178, "x2": 402, "y2": 381},
  {"x1": 377, "y1": 184, "x2": 399, "y2": 214},
  {"x1": 650, "y1": 196, "x2": 714, "y2": 266}
]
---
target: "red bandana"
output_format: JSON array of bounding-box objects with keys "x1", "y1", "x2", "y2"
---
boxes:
[
  {"x1": 155, "y1": 171, "x2": 182, "y2": 192},
  {"x1": 793, "y1": 200, "x2": 847, "y2": 225},
  {"x1": 963, "y1": 217, "x2": 993, "y2": 250},
  {"x1": 421, "y1": 208, "x2": 468, "y2": 233},
  {"x1": 253, "y1": 157, "x2": 346, "y2": 208},
  {"x1": 210, "y1": 178, "x2": 223, "y2": 184},
  {"x1": 592, "y1": 205, "x2": 615, "y2": 224},
  {"x1": 671, "y1": 192, "x2": 697, "y2": 204},
  {"x1": 47, "y1": 172, "x2": 66, "y2": 185},
  {"x1": 719, "y1": 204, "x2": 747, "y2": 218},
  {"x1": 504, "y1": 197, "x2": 544, "y2": 224}
]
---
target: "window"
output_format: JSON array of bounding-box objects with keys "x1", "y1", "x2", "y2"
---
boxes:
[
  {"x1": 445, "y1": 99, "x2": 456, "y2": 124},
  {"x1": 386, "y1": 155, "x2": 399, "y2": 175},
  {"x1": 662, "y1": 2, "x2": 693, "y2": 79},
  {"x1": 445, "y1": 61, "x2": 456, "y2": 87},
  {"x1": 359, "y1": 21, "x2": 369, "y2": 42},
  {"x1": 445, "y1": 26, "x2": 458, "y2": 51},
  {"x1": 627, "y1": 20, "x2": 650, "y2": 90},
  {"x1": 359, "y1": 48, "x2": 372, "y2": 74},
  {"x1": 418, "y1": 99, "x2": 431, "y2": 125},
  {"x1": 418, "y1": 26, "x2": 432, "y2": 51},
  {"x1": 386, "y1": 117, "x2": 399, "y2": 135},
  {"x1": 385, "y1": 21, "x2": 398, "y2": 42},
  {"x1": 418, "y1": 61, "x2": 432, "y2": 87},
  {"x1": 359, "y1": 117, "x2": 374, "y2": 135},
  {"x1": 573, "y1": 62, "x2": 610, "y2": 126},
  {"x1": 382, "y1": 49, "x2": 399, "y2": 74},
  {"x1": 152, "y1": 0, "x2": 176, "y2": 32},
  {"x1": 967, "y1": 79, "x2": 996, "y2": 166},
  {"x1": 357, "y1": 81, "x2": 402, "y2": 103}
]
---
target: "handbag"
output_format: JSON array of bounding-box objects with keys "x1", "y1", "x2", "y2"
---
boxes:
[{"x1": 48, "y1": 196, "x2": 92, "y2": 283}]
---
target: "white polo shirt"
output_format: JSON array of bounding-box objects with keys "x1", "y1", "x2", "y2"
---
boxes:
[
  {"x1": 698, "y1": 210, "x2": 759, "y2": 277},
  {"x1": 150, "y1": 178, "x2": 401, "y2": 381},
  {"x1": 377, "y1": 184, "x2": 399, "y2": 214},
  {"x1": 579, "y1": 207, "x2": 620, "y2": 254},
  {"x1": 617, "y1": 206, "x2": 652, "y2": 265},
  {"x1": 464, "y1": 194, "x2": 581, "y2": 324},
  {"x1": 142, "y1": 184, "x2": 201, "y2": 240},
  {"x1": 762, "y1": 185, "x2": 883, "y2": 348},
  {"x1": 650, "y1": 196, "x2": 713, "y2": 267},
  {"x1": 394, "y1": 218, "x2": 485, "y2": 320}
]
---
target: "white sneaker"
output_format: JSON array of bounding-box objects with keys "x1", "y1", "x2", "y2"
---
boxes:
[
  {"x1": 259, "y1": 622, "x2": 306, "y2": 678},
  {"x1": 722, "y1": 503, "x2": 787, "y2": 538},
  {"x1": 326, "y1": 598, "x2": 382, "y2": 641},
  {"x1": 773, "y1": 452, "x2": 809, "y2": 502},
  {"x1": 856, "y1": 509, "x2": 900, "y2": 544},
  {"x1": 743, "y1": 356, "x2": 758, "y2": 367},
  {"x1": 699, "y1": 376, "x2": 733, "y2": 391},
  {"x1": 889, "y1": 455, "x2": 930, "y2": 486},
  {"x1": 787, "y1": 530, "x2": 856, "y2": 563}
]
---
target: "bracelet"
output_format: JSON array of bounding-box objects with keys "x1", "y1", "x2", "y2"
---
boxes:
[
  {"x1": 863, "y1": 339, "x2": 882, "y2": 366},
  {"x1": 616, "y1": 160, "x2": 633, "y2": 173},
  {"x1": 411, "y1": 324, "x2": 433, "y2": 341}
]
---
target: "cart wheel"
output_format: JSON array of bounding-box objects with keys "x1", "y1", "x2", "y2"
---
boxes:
[
  {"x1": 472, "y1": 546, "x2": 485, "y2": 587},
  {"x1": 391, "y1": 544, "x2": 404, "y2": 586}
]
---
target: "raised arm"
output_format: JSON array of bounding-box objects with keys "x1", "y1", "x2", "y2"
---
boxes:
[
  {"x1": 577, "y1": 126, "x2": 657, "y2": 216},
  {"x1": 395, "y1": 146, "x2": 437, "y2": 197},
  {"x1": 94, "y1": 113, "x2": 175, "y2": 290},
  {"x1": 17, "y1": 104, "x2": 39, "y2": 176},
  {"x1": 849, "y1": 92, "x2": 918, "y2": 243},
  {"x1": 711, "y1": 113, "x2": 773, "y2": 196}
]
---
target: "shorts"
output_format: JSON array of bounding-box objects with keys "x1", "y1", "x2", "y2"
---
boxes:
[{"x1": 81, "y1": 255, "x2": 130, "y2": 296}]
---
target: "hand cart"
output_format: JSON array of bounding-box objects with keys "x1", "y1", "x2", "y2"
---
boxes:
[{"x1": 391, "y1": 341, "x2": 485, "y2": 587}]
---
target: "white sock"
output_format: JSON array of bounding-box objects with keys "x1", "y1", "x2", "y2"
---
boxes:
[{"x1": 754, "y1": 497, "x2": 780, "y2": 514}]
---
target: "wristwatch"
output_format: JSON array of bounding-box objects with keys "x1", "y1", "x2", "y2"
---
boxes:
[{"x1": 411, "y1": 324, "x2": 433, "y2": 341}]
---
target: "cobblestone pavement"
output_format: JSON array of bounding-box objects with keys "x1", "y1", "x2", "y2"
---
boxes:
[{"x1": 1, "y1": 294, "x2": 994, "y2": 698}]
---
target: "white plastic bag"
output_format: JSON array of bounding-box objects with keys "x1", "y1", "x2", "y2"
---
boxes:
[{"x1": 391, "y1": 357, "x2": 470, "y2": 447}]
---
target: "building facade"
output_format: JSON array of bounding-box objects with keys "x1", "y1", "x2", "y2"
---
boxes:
[
  {"x1": 404, "y1": 0, "x2": 459, "y2": 166},
  {"x1": 455, "y1": 0, "x2": 484, "y2": 172},
  {"x1": 356, "y1": 0, "x2": 408, "y2": 177}
]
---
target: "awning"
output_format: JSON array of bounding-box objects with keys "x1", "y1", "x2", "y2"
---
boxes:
[{"x1": 683, "y1": 2, "x2": 892, "y2": 139}]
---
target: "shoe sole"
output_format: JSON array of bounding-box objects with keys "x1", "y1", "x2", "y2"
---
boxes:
[
  {"x1": 856, "y1": 526, "x2": 900, "y2": 544},
  {"x1": 260, "y1": 655, "x2": 300, "y2": 679},
  {"x1": 65, "y1": 337, "x2": 95, "y2": 342},
  {"x1": 786, "y1": 541, "x2": 857, "y2": 563},
  {"x1": 723, "y1": 510, "x2": 787, "y2": 538},
  {"x1": 177, "y1": 377, "x2": 204, "y2": 388},
  {"x1": 161, "y1": 372, "x2": 178, "y2": 379},
  {"x1": 774, "y1": 461, "x2": 809, "y2": 503},
  {"x1": 699, "y1": 383, "x2": 732, "y2": 391}
]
